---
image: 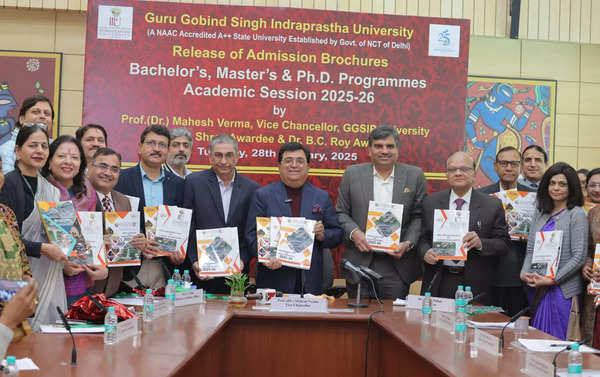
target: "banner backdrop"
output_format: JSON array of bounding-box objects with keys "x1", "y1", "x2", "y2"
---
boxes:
[{"x1": 83, "y1": 0, "x2": 470, "y2": 196}]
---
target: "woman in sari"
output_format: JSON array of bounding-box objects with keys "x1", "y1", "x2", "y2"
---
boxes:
[
  {"x1": 0, "y1": 157, "x2": 39, "y2": 357},
  {"x1": 1, "y1": 125, "x2": 67, "y2": 330},
  {"x1": 520, "y1": 162, "x2": 588, "y2": 340},
  {"x1": 581, "y1": 168, "x2": 600, "y2": 345},
  {"x1": 43, "y1": 136, "x2": 107, "y2": 305}
]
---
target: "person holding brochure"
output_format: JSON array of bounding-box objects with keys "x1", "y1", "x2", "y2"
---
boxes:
[
  {"x1": 0, "y1": 125, "x2": 68, "y2": 329},
  {"x1": 246, "y1": 142, "x2": 343, "y2": 295},
  {"x1": 478, "y1": 146, "x2": 534, "y2": 316},
  {"x1": 518, "y1": 145, "x2": 548, "y2": 191},
  {"x1": 520, "y1": 162, "x2": 587, "y2": 340},
  {"x1": 87, "y1": 148, "x2": 146, "y2": 297},
  {"x1": 42, "y1": 136, "x2": 108, "y2": 305},
  {"x1": 115, "y1": 125, "x2": 185, "y2": 289},
  {"x1": 336, "y1": 126, "x2": 426, "y2": 299},
  {"x1": 420, "y1": 152, "x2": 510, "y2": 305},
  {"x1": 183, "y1": 134, "x2": 259, "y2": 293}
]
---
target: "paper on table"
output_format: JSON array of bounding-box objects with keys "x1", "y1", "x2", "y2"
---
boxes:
[
  {"x1": 2, "y1": 358, "x2": 39, "y2": 371},
  {"x1": 518, "y1": 339, "x2": 599, "y2": 353},
  {"x1": 40, "y1": 324, "x2": 105, "y2": 333},
  {"x1": 112, "y1": 296, "x2": 144, "y2": 306},
  {"x1": 557, "y1": 370, "x2": 600, "y2": 377}
]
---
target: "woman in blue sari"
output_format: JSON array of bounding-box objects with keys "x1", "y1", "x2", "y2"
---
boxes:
[{"x1": 521, "y1": 162, "x2": 588, "y2": 340}]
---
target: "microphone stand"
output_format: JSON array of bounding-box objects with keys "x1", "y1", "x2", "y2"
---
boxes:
[
  {"x1": 56, "y1": 306, "x2": 77, "y2": 365},
  {"x1": 349, "y1": 281, "x2": 368, "y2": 308},
  {"x1": 552, "y1": 339, "x2": 589, "y2": 377}
]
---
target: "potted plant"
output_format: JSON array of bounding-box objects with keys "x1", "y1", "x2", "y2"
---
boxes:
[{"x1": 225, "y1": 273, "x2": 249, "y2": 307}]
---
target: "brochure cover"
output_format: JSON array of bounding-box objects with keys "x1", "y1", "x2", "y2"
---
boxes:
[
  {"x1": 75, "y1": 211, "x2": 105, "y2": 266},
  {"x1": 154, "y1": 205, "x2": 192, "y2": 256},
  {"x1": 432, "y1": 209, "x2": 470, "y2": 260},
  {"x1": 530, "y1": 230, "x2": 563, "y2": 279},
  {"x1": 276, "y1": 217, "x2": 316, "y2": 270},
  {"x1": 365, "y1": 201, "x2": 404, "y2": 252},
  {"x1": 492, "y1": 190, "x2": 536, "y2": 240},
  {"x1": 256, "y1": 217, "x2": 273, "y2": 263},
  {"x1": 104, "y1": 211, "x2": 141, "y2": 267},
  {"x1": 196, "y1": 227, "x2": 242, "y2": 277},
  {"x1": 38, "y1": 201, "x2": 77, "y2": 257}
]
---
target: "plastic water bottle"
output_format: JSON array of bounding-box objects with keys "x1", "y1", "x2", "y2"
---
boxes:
[
  {"x1": 143, "y1": 289, "x2": 154, "y2": 322},
  {"x1": 4, "y1": 356, "x2": 18, "y2": 376},
  {"x1": 455, "y1": 285, "x2": 465, "y2": 314},
  {"x1": 455, "y1": 307, "x2": 467, "y2": 343},
  {"x1": 182, "y1": 270, "x2": 192, "y2": 289},
  {"x1": 464, "y1": 286, "x2": 474, "y2": 313},
  {"x1": 104, "y1": 306, "x2": 118, "y2": 345},
  {"x1": 165, "y1": 279, "x2": 176, "y2": 313},
  {"x1": 172, "y1": 269, "x2": 182, "y2": 286},
  {"x1": 422, "y1": 292, "x2": 432, "y2": 325},
  {"x1": 568, "y1": 343, "x2": 583, "y2": 376}
]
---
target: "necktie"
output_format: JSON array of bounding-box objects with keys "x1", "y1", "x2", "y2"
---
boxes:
[
  {"x1": 455, "y1": 198, "x2": 466, "y2": 210},
  {"x1": 102, "y1": 196, "x2": 113, "y2": 212}
]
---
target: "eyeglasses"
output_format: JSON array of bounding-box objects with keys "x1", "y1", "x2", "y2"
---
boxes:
[
  {"x1": 22, "y1": 122, "x2": 47, "y2": 130},
  {"x1": 496, "y1": 160, "x2": 520, "y2": 167},
  {"x1": 143, "y1": 140, "x2": 168, "y2": 149},
  {"x1": 92, "y1": 162, "x2": 120, "y2": 174},
  {"x1": 282, "y1": 158, "x2": 307, "y2": 167},
  {"x1": 447, "y1": 167, "x2": 474, "y2": 174}
]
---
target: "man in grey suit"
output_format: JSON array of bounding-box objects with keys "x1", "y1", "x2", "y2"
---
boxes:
[
  {"x1": 479, "y1": 146, "x2": 534, "y2": 316},
  {"x1": 420, "y1": 152, "x2": 510, "y2": 305},
  {"x1": 336, "y1": 126, "x2": 427, "y2": 299}
]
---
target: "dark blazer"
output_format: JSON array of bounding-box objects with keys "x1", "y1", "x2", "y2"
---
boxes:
[
  {"x1": 114, "y1": 164, "x2": 184, "y2": 281},
  {"x1": 182, "y1": 169, "x2": 259, "y2": 293},
  {"x1": 419, "y1": 189, "x2": 511, "y2": 304},
  {"x1": 478, "y1": 182, "x2": 535, "y2": 287},
  {"x1": 1, "y1": 169, "x2": 43, "y2": 257},
  {"x1": 246, "y1": 181, "x2": 343, "y2": 295}
]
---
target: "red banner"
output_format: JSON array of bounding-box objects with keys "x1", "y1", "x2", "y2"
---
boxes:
[{"x1": 83, "y1": 0, "x2": 469, "y2": 195}]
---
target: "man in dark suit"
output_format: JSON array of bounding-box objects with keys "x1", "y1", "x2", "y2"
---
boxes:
[
  {"x1": 419, "y1": 151, "x2": 510, "y2": 305},
  {"x1": 479, "y1": 146, "x2": 534, "y2": 316},
  {"x1": 246, "y1": 142, "x2": 343, "y2": 295},
  {"x1": 87, "y1": 147, "x2": 146, "y2": 296},
  {"x1": 183, "y1": 134, "x2": 259, "y2": 293},
  {"x1": 114, "y1": 125, "x2": 185, "y2": 288},
  {"x1": 336, "y1": 126, "x2": 427, "y2": 299}
]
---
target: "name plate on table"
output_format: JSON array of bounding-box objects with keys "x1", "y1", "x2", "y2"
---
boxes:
[
  {"x1": 269, "y1": 297, "x2": 328, "y2": 313},
  {"x1": 474, "y1": 328, "x2": 501, "y2": 356},
  {"x1": 406, "y1": 294, "x2": 455, "y2": 313},
  {"x1": 153, "y1": 299, "x2": 170, "y2": 319},
  {"x1": 175, "y1": 289, "x2": 204, "y2": 307},
  {"x1": 525, "y1": 352, "x2": 554, "y2": 377},
  {"x1": 437, "y1": 312, "x2": 454, "y2": 333},
  {"x1": 116, "y1": 316, "x2": 138, "y2": 343}
]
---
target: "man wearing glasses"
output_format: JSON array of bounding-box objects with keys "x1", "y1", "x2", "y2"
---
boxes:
[
  {"x1": 183, "y1": 134, "x2": 259, "y2": 293},
  {"x1": 115, "y1": 124, "x2": 185, "y2": 288},
  {"x1": 336, "y1": 125, "x2": 427, "y2": 300},
  {"x1": 479, "y1": 146, "x2": 534, "y2": 316},
  {"x1": 419, "y1": 151, "x2": 510, "y2": 304},
  {"x1": 246, "y1": 142, "x2": 343, "y2": 294}
]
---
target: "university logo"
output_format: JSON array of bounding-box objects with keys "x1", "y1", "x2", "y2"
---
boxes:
[
  {"x1": 428, "y1": 24, "x2": 461, "y2": 58},
  {"x1": 438, "y1": 29, "x2": 451, "y2": 46},
  {"x1": 97, "y1": 5, "x2": 133, "y2": 41}
]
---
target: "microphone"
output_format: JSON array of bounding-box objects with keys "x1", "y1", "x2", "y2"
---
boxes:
[
  {"x1": 340, "y1": 258, "x2": 370, "y2": 308},
  {"x1": 499, "y1": 306, "x2": 529, "y2": 351},
  {"x1": 468, "y1": 291, "x2": 487, "y2": 305},
  {"x1": 358, "y1": 265, "x2": 383, "y2": 281},
  {"x1": 56, "y1": 306, "x2": 77, "y2": 365},
  {"x1": 340, "y1": 258, "x2": 369, "y2": 279},
  {"x1": 552, "y1": 339, "x2": 589, "y2": 377},
  {"x1": 87, "y1": 294, "x2": 106, "y2": 313},
  {"x1": 425, "y1": 268, "x2": 442, "y2": 293}
]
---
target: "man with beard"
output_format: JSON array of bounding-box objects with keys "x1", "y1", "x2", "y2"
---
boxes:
[{"x1": 165, "y1": 128, "x2": 192, "y2": 178}]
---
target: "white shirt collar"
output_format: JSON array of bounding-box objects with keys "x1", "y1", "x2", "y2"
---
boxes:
[
  {"x1": 373, "y1": 165, "x2": 395, "y2": 180},
  {"x1": 449, "y1": 188, "x2": 472, "y2": 206},
  {"x1": 216, "y1": 171, "x2": 236, "y2": 186}
]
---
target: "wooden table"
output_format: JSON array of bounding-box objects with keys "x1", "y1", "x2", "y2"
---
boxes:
[{"x1": 7, "y1": 300, "x2": 600, "y2": 376}]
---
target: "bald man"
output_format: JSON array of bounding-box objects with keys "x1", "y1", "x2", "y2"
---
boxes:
[{"x1": 418, "y1": 152, "x2": 510, "y2": 304}]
